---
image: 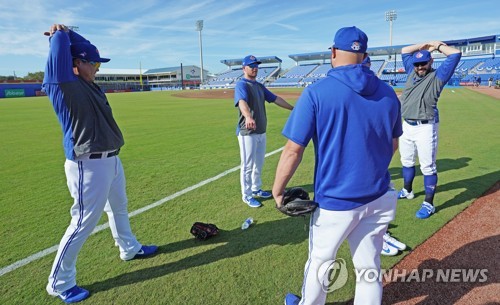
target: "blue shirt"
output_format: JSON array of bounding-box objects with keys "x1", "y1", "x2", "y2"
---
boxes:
[
  {"x1": 283, "y1": 64, "x2": 402, "y2": 211},
  {"x1": 234, "y1": 78, "x2": 277, "y2": 135},
  {"x1": 400, "y1": 52, "x2": 462, "y2": 120},
  {"x1": 42, "y1": 30, "x2": 124, "y2": 160}
]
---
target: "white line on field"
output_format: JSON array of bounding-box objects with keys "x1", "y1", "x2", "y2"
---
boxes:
[{"x1": 0, "y1": 147, "x2": 284, "y2": 277}]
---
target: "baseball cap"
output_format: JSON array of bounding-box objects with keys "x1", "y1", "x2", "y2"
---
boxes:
[
  {"x1": 242, "y1": 55, "x2": 261, "y2": 66},
  {"x1": 71, "y1": 42, "x2": 110, "y2": 63},
  {"x1": 413, "y1": 50, "x2": 431, "y2": 64},
  {"x1": 332, "y1": 26, "x2": 368, "y2": 53}
]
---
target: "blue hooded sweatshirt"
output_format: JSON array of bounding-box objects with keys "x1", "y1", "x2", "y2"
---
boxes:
[{"x1": 283, "y1": 64, "x2": 402, "y2": 211}]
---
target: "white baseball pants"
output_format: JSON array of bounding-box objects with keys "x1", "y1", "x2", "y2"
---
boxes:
[
  {"x1": 399, "y1": 121, "x2": 439, "y2": 176},
  {"x1": 237, "y1": 133, "x2": 267, "y2": 198},
  {"x1": 47, "y1": 155, "x2": 142, "y2": 295},
  {"x1": 299, "y1": 189, "x2": 397, "y2": 305}
]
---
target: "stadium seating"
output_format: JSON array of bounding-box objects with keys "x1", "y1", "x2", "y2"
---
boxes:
[
  {"x1": 269, "y1": 64, "x2": 318, "y2": 87},
  {"x1": 210, "y1": 55, "x2": 493, "y2": 89},
  {"x1": 475, "y1": 58, "x2": 500, "y2": 72}
]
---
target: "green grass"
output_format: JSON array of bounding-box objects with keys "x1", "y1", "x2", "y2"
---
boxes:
[{"x1": 0, "y1": 87, "x2": 498, "y2": 304}]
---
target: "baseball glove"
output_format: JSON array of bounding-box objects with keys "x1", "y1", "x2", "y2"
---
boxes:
[
  {"x1": 276, "y1": 187, "x2": 318, "y2": 217},
  {"x1": 190, "y1": 222, "x2": 219, "y2": 240}
]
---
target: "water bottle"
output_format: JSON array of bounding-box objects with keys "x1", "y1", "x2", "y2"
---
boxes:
[{"x1": 241, "y1": 217, "x2": 253, "y2": 230}]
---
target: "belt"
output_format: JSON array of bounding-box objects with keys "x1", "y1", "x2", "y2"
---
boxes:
[
  {"x1": 404, "y1": 119, "x2": 433, "y2": 126},
  {"x1": 89, "y1": 149, "x2": 120, "y2": 159}
]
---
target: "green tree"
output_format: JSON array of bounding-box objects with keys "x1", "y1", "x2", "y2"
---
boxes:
[{"x1": 24, "y1": 71, "x2": 44, "y2": 81}]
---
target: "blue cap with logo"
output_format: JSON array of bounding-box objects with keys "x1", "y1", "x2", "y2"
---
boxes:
[
  {"x1": 71, "y1": 42, "x2": 110, "y2": 62},
  {"x1": 332, "y1": 26, "x2": 368, "y2": 53},
  {"x1": 242, "y1": 55, "x2": 261, "y2": 66},
  {"x1": 413, "y1": 50, "x2": 431, "y2": 64}
]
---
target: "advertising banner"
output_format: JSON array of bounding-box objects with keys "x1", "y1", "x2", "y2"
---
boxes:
[{"x1": 5, "y1": 89, "x2": 25, "y2": 98}]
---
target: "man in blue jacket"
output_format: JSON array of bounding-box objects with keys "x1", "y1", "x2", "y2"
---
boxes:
[{"x1": 274, "y1": 26, "x2": 402, "y2": 305}]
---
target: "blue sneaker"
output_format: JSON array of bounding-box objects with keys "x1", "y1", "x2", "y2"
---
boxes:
[
  {"x1": 284, "y1": 293, "x2": 300, "y2": 305},
  {"x1": 398, "y1": 188, "x2": 414, "y2": 199},
  {"x1": 132, "y1": 245, "x2": 158, "y2": 259},
  {"x1": 243, "y1": 195, "x2": 262, "y2": 208},
  {"x1": 416, "y1": 202, "x2": 435, "y2": 219},
  {"x1": 57, "y1": 285, "x2": 90, "y2": 303},
  {"x1": 252, "y1": 189, "x2": 272, "y2": 199}
]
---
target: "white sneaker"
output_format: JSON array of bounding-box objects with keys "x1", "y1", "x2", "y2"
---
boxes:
[
  {"x1": 398, "y1": 188, "x2": 415, "y2": 200},
  {"x1": 381, "y1": 241, "x2": 398, "y2": 256},
  {"x1": 384, "y1": 232, "x2": 407, "y2": 251}
]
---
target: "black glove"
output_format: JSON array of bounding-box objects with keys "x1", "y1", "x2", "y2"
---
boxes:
[
  {"x1": 190, "y1": 222, "x2": 219, "y2": 240},
  {"x1": 276, "y1": 187, "x2": 318, "y2": 217}
]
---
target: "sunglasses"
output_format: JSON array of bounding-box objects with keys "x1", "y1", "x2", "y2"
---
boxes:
[
  {"x1": 413, "y1": 61, "x2": 429, "y2": 67},
  {"x1": 80, "y1": 59, "x2": 101, "y2": 69},
  {"x1": 247, "y1": 63, "x2": 259, "y2": 69}
]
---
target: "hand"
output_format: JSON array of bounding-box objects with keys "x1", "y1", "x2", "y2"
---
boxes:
[
  {"x1": 273, "y1": 193, "x2": 284, "y2": 208},
  {"x1": 245, "y1": 117, "x2": 256, "y2": 130},
  {"x1": 44, "y1": 24, "x2": 69, "y2": 36},
  {"x1": 423, "y1": 41, "x2": 446, "y2": 52}
]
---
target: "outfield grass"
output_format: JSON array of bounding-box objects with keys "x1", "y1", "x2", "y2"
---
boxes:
[{"x1": 0, "y1": 88, "x2": 498, "y2": 304}]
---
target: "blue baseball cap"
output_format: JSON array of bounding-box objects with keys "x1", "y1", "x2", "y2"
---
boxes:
[
  {"x1": 413, "y1": 50, "x2": 431, "y2": 64},
  {"x1": 71, "y1": 42, "x2": 110, "y2": 62},
  {"x1": 332, "y1": 26, "x2": 368, "y2": 53},
  {"x1": 242, "y1": 55, "x2": 261, "y2": 66}
]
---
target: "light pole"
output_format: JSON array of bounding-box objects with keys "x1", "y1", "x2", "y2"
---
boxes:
[
  {"x1": 385, "y1": 10, "x2": 397, "y2": 85},
  {"x1": 385, "y1": 10, "x2": 397, "y2": 47},
  {"x1": 195, "y1": 20, "x2": 204, "y2": 88}
]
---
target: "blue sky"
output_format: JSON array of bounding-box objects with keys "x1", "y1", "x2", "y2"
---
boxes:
[{"x1": 1, "y1": 0, "x2": 499, "y2": 77}]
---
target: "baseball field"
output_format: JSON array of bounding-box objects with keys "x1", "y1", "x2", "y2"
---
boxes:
[{"x1": 0, "y1": 87, "x2": 498, "y2": 304}]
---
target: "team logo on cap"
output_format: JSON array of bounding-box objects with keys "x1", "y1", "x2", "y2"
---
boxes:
[
  {"x1": 79, "y1": 52, "x2": 87, "y2": 58},
  {"x1": 415, "y1": 52, "x2": 424, "y2": 59},
  {"x1": 249, "y1": 55, "x2": 256, "y2": 60},
  {"x1": 351, "y1": 41, "x2": 361, "y2": 51}
]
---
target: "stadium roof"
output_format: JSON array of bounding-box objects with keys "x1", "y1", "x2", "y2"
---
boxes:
[
  {"x1": 97, "y1": 68, "x2": 142, "y2": 75},
  {"x1": 144, "y1": 66, "x2": 181, "y2": 74},
  {"x1": 288, "y1": 46, "x2": 407, "y2": 62},
  {"x1": 220, "y1": 56, "x2": 282, "y2": 67}
]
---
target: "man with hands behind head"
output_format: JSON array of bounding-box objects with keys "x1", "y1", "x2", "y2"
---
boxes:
[
  {"x1": 397, "y1": 41, "x2": 461, "y2": 219},
  {"x1": 43, "y1": 24, "x2": 157, "y2": 304}
]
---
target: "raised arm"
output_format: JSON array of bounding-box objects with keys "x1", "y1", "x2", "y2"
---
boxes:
[{"x1": 402, "y1": 41, "x2": 460, "y2": 56}]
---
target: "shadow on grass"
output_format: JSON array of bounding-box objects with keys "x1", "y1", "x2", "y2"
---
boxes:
[
  {"x1": 86, "y1": 216, "x2": 310, "y2": 293},
  {"x1": 388, "y1": 157, "x2": 472, "y2": 182},
  {"x1": 435, "y1": 170, "x2": 499, "y2": 213}
]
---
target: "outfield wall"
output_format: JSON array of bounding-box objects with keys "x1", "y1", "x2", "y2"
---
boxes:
[{"x1": 0, "y1": 83, "x2": 44, "y2": 98}]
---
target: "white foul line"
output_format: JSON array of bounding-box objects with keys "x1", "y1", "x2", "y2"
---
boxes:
[{"x1": 0, "y1": 147, "x2": 284, "y2": 277}]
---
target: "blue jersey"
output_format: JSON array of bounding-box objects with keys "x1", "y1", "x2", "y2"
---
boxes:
[
  {"x1": 283, "y1": 64, "x2": 402, "y2": 211},
  {"x1": 234, "y1": 78, "x2": 277, "y2": 135},
  {"x1": 42, "y1": 30, "x2": 124, "y2": 160},
  {"x1": 400, "y1": 52, "x2": 462, "y2": 120}
]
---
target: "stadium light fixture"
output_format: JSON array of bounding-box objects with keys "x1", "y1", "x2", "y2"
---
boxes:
[
  {"x1": 195, "y1": 20, "x2": 204, "y2": 88},
  {"x1": 385, "y1": 10, "x2": 397, "y2": 47}
]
